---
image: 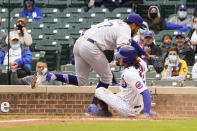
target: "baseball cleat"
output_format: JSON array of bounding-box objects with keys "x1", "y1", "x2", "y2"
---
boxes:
[
  {"x1": 85, "y1": 104, "x2": 112, "y2": 117},
  {"x1": 85, "y1": 104, "x2": 102, "y2": 116}
]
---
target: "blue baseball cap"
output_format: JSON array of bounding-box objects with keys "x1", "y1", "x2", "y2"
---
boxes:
[
  {"x1": 178, "y1": 4, "x2": 187, "y2": 10},
  {"x1": 144, "y1": 31, "x2": 153, "y2": 38},
  {"x1": 126, "y1": 14, "x2": 144, "y2": 29},
  {"x1": 175, "y1": 32, "x2": 185, "y2": 38}
]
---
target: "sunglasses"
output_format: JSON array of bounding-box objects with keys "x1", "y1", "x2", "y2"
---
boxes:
[{"x1": 179, "y1": 9, "x2": 186, "y2": 11}]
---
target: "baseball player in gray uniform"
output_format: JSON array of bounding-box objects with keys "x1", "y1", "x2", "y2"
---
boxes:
[{"x1": 34, "y1": 14, "x2": 147, "y2": 117}]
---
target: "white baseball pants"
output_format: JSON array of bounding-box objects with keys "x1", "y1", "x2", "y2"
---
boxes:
[{"x1": 95, "y1": 87, "x2": 143, "y2": 117}]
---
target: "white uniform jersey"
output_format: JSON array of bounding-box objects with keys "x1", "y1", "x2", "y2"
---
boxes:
[
  {"x1": 138, "y1": 58, "x2": 148, "y2": 84},
  {"x1": 117, "y1": 58, "x2": 148, "y2": 109},
  {"x1": 83, "y1": 19, "x2": 131, "y2": 51},
  {"x1": 95, "y1": 59, "x2": 148, "y2": 116}
]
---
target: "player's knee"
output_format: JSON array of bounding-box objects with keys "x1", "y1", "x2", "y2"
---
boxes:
[
  {"x1": 100, "y1": 73, "x2": 113, "y2": 84},
  {"x1": 95, "y1": 87, "x2": 105, "y2": 98}
]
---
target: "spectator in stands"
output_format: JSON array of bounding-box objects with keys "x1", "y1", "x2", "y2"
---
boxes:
[
  {"x1": 0, "y1": 17, "x2": 7, "y2": 52},
  {"x1": 146, "y1": 6, "x2": 166, "y2": 35},
  {"x1": 168, "y1": 4, "x2": 192, "y2": 32},
  {"x1": 162, "y1": 46, "x2": 188, "y2": 81},
  {"x1": 20, "y1": 0, "x2": 43, "y2": 22},
  {"x1": 11, "y1": 57, "x2": 61, "y2": 85},
  {"x1": 0, "y1": 32, "x2": 32, "y2": 78},
  {"x1": 6, "y1": 18, "x2": 32, "y2": 47},
  {"x1": 83, "y1": 0, "x2": 103, "y2": 12},
  {"x1": 186, "y1": 16, "x2": 197, "y2": 53},
  {"x1": 133, "y1": 21, "x2": 149, "y2": 47},
  {"x1": 175, "y1": 32, "x2": 195, "y2": 66},
  {"x1": 192, "y1": 62, "x2": 197, "y2": 80},
  {"x1": 160, "y1": 34, "x2": 176, "y2": 57},
  {"x1": 143, "y1": 31, "x2": 162, "y2": 65}
]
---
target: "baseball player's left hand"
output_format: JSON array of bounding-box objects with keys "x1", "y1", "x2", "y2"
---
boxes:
[{"x1": 121, "y1": 43, "x2": 128, "y2": 46}]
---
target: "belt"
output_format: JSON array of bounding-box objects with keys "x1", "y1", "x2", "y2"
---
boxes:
[
  {"x1": 134, "y1": 105, "x2": 141, "y2": 109},
  {"x1": 87, "y1": 38, "x2": 95, "y2": 44}
]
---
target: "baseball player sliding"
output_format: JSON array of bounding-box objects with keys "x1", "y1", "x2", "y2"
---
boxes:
[
  {"x1": 32, "y1": 14, "x2": 149, "y2": 117},
  {"x1": 95, "y1": 46, "x2": 155, "y2": 117}
]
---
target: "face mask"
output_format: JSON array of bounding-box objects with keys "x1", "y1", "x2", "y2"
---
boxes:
[
  {"x1": 139, "y1": 28, "x2": 146, "y2": 34},
  {"x1": 11, "y1": 44, "x2": 20, "y2": 50},
  {"x1": 150, "y1": 13, "x2": 157, "y2": 19},
  {"x1": 179, "y1": 11, "x2": 187, "y2": 19},
  {"x1": 25, "y1": 1, "x2": 33, "y2": 7},
  {"x1": 193, "y1": 24, "x2": 197, "y2": 29},
  {"x1": 169, "y1": 55, "x2": 177, "y2": 63}
]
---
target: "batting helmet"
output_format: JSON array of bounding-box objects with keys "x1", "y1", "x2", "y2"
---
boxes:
[{"x1": 115, "y1": 46, "x2": 137, "y2": 65}]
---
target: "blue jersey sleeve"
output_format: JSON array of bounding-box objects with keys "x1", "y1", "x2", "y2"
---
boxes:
[
  {"x1": 130, "y1": 39, "x2": 146, "y2": 56},
  {"x1": 140, "y1": 89, "x2": 151, "y2": 115}
]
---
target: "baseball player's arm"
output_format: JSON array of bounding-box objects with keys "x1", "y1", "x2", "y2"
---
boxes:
[
  {"x1": 140, "y1": 89, "x2": 151, "y2": 116},
  {"x1": 127, "y1": 73, "x2": 151, "y2": 115},
  {"x1": 130, "y1": 39, "x2": 146, "y2": 56},
  {"x1": 44, "y1": 71, "x2": 78, "y2": 85}
]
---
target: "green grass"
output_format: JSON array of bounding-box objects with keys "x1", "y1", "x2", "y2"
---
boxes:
[{"x1": 0, "y1": 119, "x2": 197, "y2": 131}]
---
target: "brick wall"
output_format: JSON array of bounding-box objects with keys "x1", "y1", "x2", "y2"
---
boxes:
[
  {"x1": 0, "y1": 86, "x2": 196, "y2": 117},
  {"x1": 0, "y1": 93, "x2": 93, "y2": 116}
]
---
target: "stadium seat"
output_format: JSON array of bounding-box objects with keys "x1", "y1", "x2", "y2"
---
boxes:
[
  {"x1": 47, "y1": 0, "x2": 68, "y2": 8},
  {"x1": 61, "y1": 65, "x2": 75, "y2": 71},
  {"x1": 110, "y1": 66, "x2": 121, "y2": 72},
  {"x1": 89, "y1": 72, "x2": 99, "y2": 78},
  {"x1": 105, "y1": 12, "x2": 121, "y2": 19},
  {"x1": 63, "y1": 8, "x2": 84, "y2": 14},
  {"x1": 3, "y1": 0, "x2": 22, "y2": 8},
  {"x1": 10, "y1": 8, "x2": 22, "y2": 18},
  {"x1": 78, "y1": 23, "x2": 91, "y2": 30},
  {"x1": 87, "y1": 78, "x2": 99, "y2": 86},
  {"x1": 146, "y1": 79, "x2": 154, "y2": 86},
  {"x1": 113, "y1": 72, "x2": 121, "y2": 79},
  {"x1": 36, "y1": 0, "x2": 48, "y2": 8},
  {"x1": 187, "y1": 66, "x2": 193, "y2": 72},
  {"x1": 71, "y1": 0, "x2": 84, "y2": 7},
  {"x1": 41, "y1": 8, "x2": 60, "y2": 17},
  {"x1": 183, "y1": 81, "x2": 197, "y2": 87},
  {"x1": 187, "y1": 8, "x2": 195, "y2": 15},
  {"x1": 164, "y1": 0, "x2": 186, "y2": 5},
  {"x1": 39, "y1": 17, "x2": 59, "y2": 24},
  {"x1": 146, "y1": 72, "x2": 161, "y2": 80},
  {"x1": 88, "y1": 8, "x2": 109, "y2": 14},
  {"x1": 41, "y1": 27, "x2": 56, "y2": 35},
  {"x1": 0, "y1": 8, "x2": 8, "y2": 17},
  {"x1": 112, "y1": 8, "x2": 134, "y2": 14},
  {"x1": 143, "y1": 0, "x2": 162, "y2": 5},
  {"x1": 186, "y1": 0, "x2": 195, "y2": 8},
  {"x1": 153, "y1": 80, "x2": 184, "y2": 87},
  {"x1": 0, "y1": 0, "x2": 3, "y2": 5}
]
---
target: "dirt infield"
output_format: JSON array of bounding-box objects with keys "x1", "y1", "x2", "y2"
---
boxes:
[{"x1": 0, "y1": 115, "x2": 192, "y2": 127}]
